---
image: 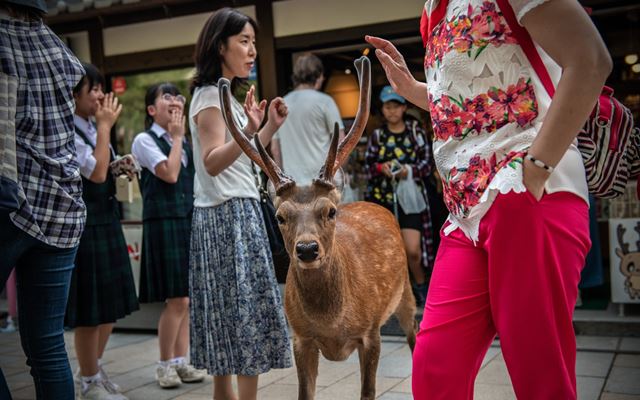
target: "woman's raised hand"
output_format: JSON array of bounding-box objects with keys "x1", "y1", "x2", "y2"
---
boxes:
[
  {"x1": 267, "y1": 97, "x2": 288, "y2": 129},
  {"x1": 365, "y1": 35, "x2": 416, "y2": 99},
  {"x1": 243, "y1": 85, "x2": 267, "y2": 136},
  {"x1": 167, "y1": 108, "x2": 186, "y2": 139},
  {"x1": 95, "y1": 92, "x2": 123, "y2": 131}
]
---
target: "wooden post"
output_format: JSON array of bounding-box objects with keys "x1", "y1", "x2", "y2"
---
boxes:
[{"x1": 254, "y1": 0, "x2": 278, "y2": 100}]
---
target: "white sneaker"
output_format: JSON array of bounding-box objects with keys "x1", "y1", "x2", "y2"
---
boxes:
[
  {"x1": 174, "y1": 363, "x2": 207, "y2": 383},
  {"x1": 78, "y1": 381, "x2": 128, "y2": 400},
  {"x1": 99, "y1": 366, "x2": 123, "y2": 394},
  {"x1": 155, "y1": 365, "x2": 181, "y2": 389},
  {"x1": 0, "y1": 317, "x2": 17, "y2": 333},
  {"x1": 74, "y1": 368, "x2": 122, "y2": 395}
]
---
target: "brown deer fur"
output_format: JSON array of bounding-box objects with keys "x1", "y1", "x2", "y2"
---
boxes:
[{"x1": 218, "y1": 57, "x2": 417, "y2": 400}]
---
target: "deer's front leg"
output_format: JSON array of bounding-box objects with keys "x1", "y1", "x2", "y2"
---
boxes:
[
  {"x1": 293, "y1": 335, "x2": 320, "y2": 400},
  {"x1": 357, "y1": 331, "x2": 381, "y2": 400}
]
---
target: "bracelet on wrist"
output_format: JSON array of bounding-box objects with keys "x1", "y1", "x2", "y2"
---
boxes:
[{"x1": 525, "y1": 154, "x2": 554, "y2": 173}]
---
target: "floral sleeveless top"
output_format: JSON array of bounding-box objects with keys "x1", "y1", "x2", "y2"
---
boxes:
[{"x1": 423, "y1": 0, "x2": 588, "y2": 241}]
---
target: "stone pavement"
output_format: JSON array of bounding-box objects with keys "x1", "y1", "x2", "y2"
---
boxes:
[{"x1": 1, "y1": 330, "x2": 639, "y2": 400}]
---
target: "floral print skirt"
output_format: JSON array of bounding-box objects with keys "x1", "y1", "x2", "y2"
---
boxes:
[{"x1": 189, "y1": 198, "x2": 292, "y2": 376}]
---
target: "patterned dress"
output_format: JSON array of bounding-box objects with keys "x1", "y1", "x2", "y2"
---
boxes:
[{"x1": 364, "y1": 120, "x2": 435, "y2": 268}]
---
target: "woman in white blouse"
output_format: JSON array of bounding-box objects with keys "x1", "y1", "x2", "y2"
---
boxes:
[
  {"x1": 187, "y1": 8, "x2": 292, "y2": 400},
  {"x1": 367, "y1": 0, "x2": 611, "y2": 398}
]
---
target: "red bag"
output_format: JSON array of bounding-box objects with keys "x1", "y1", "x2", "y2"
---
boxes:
[{"x1": 496, "y1": 0, "x2": 640, "y2": 198}]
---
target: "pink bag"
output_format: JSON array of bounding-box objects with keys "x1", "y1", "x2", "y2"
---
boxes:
[{"x1": 497, "y1": 0, "x2": 640, "y2": 198}]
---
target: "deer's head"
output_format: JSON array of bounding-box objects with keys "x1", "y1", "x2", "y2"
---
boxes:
[
  {"x1": 219, "y1": 56, "x2": 371, "y2": 270},
  {"x1": 616, "y1": 224, "x2": 640, "y2": 280}
]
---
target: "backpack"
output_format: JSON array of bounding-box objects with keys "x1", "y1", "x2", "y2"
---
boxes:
[{"x1": 496, "y1": 0, "x2": 640, "y2": 198}]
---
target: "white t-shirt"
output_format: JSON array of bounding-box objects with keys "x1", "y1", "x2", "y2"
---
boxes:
[
  {"x1": 274, "y1": 89, "x2": 344, "y2": 186},
  {"x1": 131, "y1": 122, "x2": 188, "y2": 177},
  {"x1": 73, "y1": 115, "x2": 116, "y2": 179},
  {"x1": 189, "y1": 85, "x2": 259, "y2": 208}
]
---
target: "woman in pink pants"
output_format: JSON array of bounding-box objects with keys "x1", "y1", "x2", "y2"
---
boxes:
[{"x1": 366, "y1": 0, "x2": 611, "y2": 398}]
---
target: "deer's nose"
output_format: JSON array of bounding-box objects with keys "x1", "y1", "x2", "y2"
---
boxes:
[{"x1": 296, "y1": 241, "x2": 319, "y2": 262}]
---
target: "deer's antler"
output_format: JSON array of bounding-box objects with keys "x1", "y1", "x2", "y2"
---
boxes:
[
  {"x1": 218, "y1": 78, "x2": 295, "y2": 195},
  {"x1": 320, "y1": 56, "x2": 371, "y2": 182},
  {"x1": 617, "y1": 224, "x2": 630, "y2": 255},
  {"x1": 314, "y1": 122, "x2": 340, "y2": 189}
]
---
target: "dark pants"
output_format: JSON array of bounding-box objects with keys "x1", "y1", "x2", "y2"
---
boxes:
[{"x1": 0, "y1": 213, "x2": 77, "y2": 400}]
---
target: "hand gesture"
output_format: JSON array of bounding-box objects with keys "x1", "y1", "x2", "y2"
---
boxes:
[
  {"x1": 267, "y1": 97, "x2": 288, "y2": 129},
  {"x1": 167, "y1": 108, "x2": 186, "y2": 139},
  {"x1": 381, "y1": 162, "x2": 393, "y2": 178},
  {"x1": 396, "y1": 165, "x2": 409, "y2": 180},
  {"x1": 365, "y1": 35, "x2": 416, "y2": 98},
  {"x1": 95, "y1": 92, "x2": 122, "y2": 132},
  {"x1": 243, "y1": 85, "x2": 267, "y2": 136}
]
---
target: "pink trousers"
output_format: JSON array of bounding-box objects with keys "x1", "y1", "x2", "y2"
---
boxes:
[{"x1": 412, "y1": 191, "x2": 590, "y2": 400}]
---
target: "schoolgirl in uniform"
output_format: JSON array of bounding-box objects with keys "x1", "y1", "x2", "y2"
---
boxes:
[
  {"x1": 66, "y1": 63, "x2": 139, "y2": 400},
  {"x1": 131, "y1": 82, "x2": 205, "y2": 389}
]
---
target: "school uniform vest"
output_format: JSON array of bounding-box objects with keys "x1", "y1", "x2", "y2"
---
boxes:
[
  {"x1": 75, "y1": 127, "x2": 120, "y2": 226},
  {"x1": 139, "y1": 131, "x2": 194, "y2": 221}
]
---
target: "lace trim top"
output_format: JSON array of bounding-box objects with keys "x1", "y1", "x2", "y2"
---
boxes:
[{"x1": 422, "y1": 0, "x2": 588, "y2": 241}]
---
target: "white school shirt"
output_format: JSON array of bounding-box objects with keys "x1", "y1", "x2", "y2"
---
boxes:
[
  {"x1": 73, "y1": 115, "x2": 116, "y2": 179},
  {"x1": 131, "y1": 122, "x2": 188, "y2": 177}
]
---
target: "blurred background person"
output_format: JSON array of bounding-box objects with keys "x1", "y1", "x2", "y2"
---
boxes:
[
  {"x1": 271, "y1": 53, "x2": 344, "y2": 186},
  {"x1": 364, "y1": 85, "x2": 434, "y2": 306}
]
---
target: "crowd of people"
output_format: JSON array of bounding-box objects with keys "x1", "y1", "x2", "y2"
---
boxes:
[{"x1": 0, "y1": 0, "x2": 612, "y2": 399}]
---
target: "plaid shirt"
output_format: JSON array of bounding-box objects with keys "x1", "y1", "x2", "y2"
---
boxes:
[{"x1": 1, "y1": 16, "x2": 86, "y2": 248}]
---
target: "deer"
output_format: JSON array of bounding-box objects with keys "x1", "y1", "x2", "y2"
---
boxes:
[
  {"x1": 615, "y1": 224, "x2": 640, "y2": 299},
  {"x1": 218, "y1": 56, "x2": 417, "y2": 400}
]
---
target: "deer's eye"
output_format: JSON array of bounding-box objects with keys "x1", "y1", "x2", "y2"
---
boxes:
[
  {"x1": 276, "y1": 215, "x2": 286, "y2": 225},
  {"x1": 327, "y1": 208, "x2": 337, "y2": 220}
]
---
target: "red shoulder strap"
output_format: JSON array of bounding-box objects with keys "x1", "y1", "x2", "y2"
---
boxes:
[
  {"x1": 420, "y1": 0, "x2": 449, "y2": 47},
  {"x1": 420, "y1": 8, "x2": 429, "y2": 47},
  {"x1": 495, "y1": 0, "x2": 555, "y2": 98}
]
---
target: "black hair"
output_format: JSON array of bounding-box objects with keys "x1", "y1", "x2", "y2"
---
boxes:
[
  {"x1": 144, "y1": 82, "x2": 182, "y2": 129},
  {"x1": 191, "y1": 7, "x2": 258, "y2": 94},
  {"x1": 73, "y1": 63, "x2": 105, "y2": 96},
  {"x1": 292, "y1": 54, "x2": 324, "y2": 87}
]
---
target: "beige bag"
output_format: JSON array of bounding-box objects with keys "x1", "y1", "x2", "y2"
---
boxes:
[{"x1": 0, "y1": 72, "x2": 19, "y2": 211}]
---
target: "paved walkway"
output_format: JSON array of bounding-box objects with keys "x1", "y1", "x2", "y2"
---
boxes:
[{"x1": 1, "y1": 330, "x2": 639, "y2": 399}]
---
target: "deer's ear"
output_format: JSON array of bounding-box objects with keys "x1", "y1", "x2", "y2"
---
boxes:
[{"x1": 332, "y1": 168, "x2": 345, "y2": 193}]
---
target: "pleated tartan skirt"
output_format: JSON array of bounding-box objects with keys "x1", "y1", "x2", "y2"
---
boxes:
[
  {"x1": 189, "y1": 198, "x2": 292, "y2": 376},
  {"x1": 138, "y1": 215, "x2": 191, "y2": 303},
  {"x1": 65, "y1": 219, "x2": 139, "y2": 328}
]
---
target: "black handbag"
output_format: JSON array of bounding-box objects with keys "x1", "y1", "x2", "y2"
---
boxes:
[{"x1": 251, "y1": 163, "x2": 290, "y2": 280}]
